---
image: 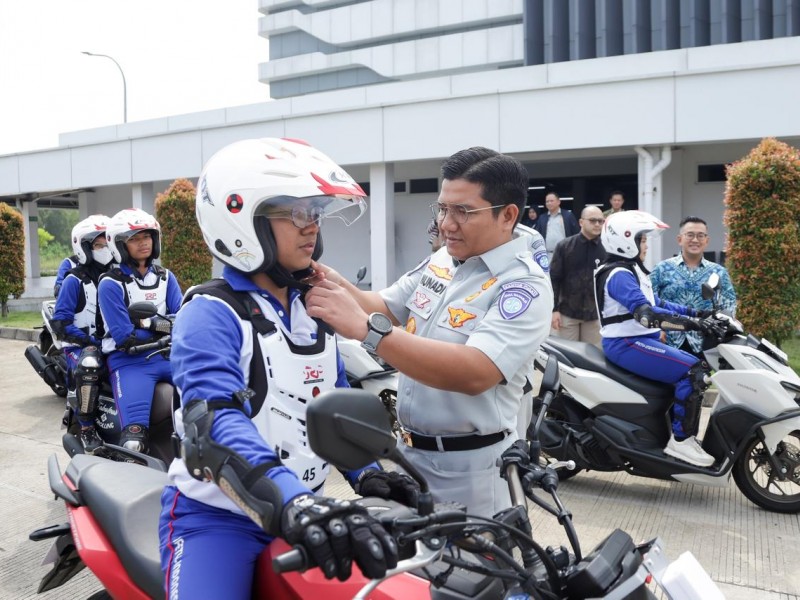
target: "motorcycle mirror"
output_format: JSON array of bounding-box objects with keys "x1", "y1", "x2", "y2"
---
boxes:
[
  {"x1": 356, "y1": 266, "x2": 367, "y2": 285},
  {"x1": 541, "y1": 354, "x2": 560, "y2": 394},
  {"x1": 701, "y1": 272, "x2": 720, "y2": 305},
  {"x1": 128, "y1": 301, "x2": 158, "y2": 320},
  {"x1": 307, "y1": 388, "x2": 397, "y2": 470}
]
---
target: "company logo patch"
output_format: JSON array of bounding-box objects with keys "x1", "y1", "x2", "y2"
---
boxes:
[
  {"x1": 428, "y1": 264, "x2": 453, "y2": 280},
  {"x1": 145, "y1": 292, "x2": 157, "y2": 301},
  {"x1": 413, "y1": 291, "x2": 430, "y2": 309},
  {"x1": 304, "y1": 365, "x2": 324, "y2": 384},
  {"x1": 226, "y1": 193, "x2": 244, "y2": 213},
  {"x1": 533, "y1": 251, "x2": 550, "y2": 272},
  {"x1": 498, "y1": 281, "x2": 539, "y2": 320},
  {"x1": 405, "y1": 317, "x2": 417, "y2": 334},
  {"x1": 447, "y1": 307, "x2": 477, "y2": 328}
]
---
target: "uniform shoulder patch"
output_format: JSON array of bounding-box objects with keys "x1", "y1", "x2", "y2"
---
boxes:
[{"x1": 497, "y1": 281, "x2": 539, "y2": 320}]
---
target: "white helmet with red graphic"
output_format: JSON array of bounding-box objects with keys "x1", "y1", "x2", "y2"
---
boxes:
[
  {"x1": 195, "y1": 138, "x2": 366, "y2": 277},
  {"x1": 106, "y1": 208, "x2": 162, "y2": 265},
  {"x1": 601, "y1": 210, "x2": 669, "y2": 259},
  {"x1": 71, "y1": 214, "x2": 109, "y2": 265}
]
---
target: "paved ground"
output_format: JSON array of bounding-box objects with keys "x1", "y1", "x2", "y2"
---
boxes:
[{"x1": 1, "y1": 336, "x2": 798, "y2": 599}]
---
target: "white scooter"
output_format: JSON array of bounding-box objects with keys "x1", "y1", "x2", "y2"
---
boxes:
[
  {"x1": 338, "y1": 267, "x2": 399, "y2": 433},
  {"x1": 533, "y1": 273, "x2": 800, "y2": 513}
]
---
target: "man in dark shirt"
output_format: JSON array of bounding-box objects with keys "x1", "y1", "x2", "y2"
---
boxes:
[{"x1": 550, "y1": 205, "x2": 607, "y2": 346}]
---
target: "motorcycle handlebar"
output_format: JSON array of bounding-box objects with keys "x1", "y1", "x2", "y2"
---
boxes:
[
  {"x1": 126, "y1": 336, "x2": 171, "y2": 355},
  {"x1": 272, "y1": 546, "x2": 309, "y2": 574}
]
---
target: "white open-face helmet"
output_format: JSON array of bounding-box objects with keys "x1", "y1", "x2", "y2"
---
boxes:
[
  {"x1": 71, "y1": 215, "x2": 109, "y2": 265},
  {"x1": 196, "y1": 138, "x2": 366, "y2": 276},
  {"x1": 106, "y1": 208, "x2": 161, "y2": 265},
  {"x1": 601, "y1": 210, "x2": 669, "y2": 259}
]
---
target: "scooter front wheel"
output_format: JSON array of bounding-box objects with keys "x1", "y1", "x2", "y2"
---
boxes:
[{"x1": 732, "y1": 430, "x2": 800, "y2": 513}]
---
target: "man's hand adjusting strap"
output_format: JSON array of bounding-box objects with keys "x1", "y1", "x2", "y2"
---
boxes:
[{"x1": 181, "y1": 399, "x2": 284, "y2": 534}]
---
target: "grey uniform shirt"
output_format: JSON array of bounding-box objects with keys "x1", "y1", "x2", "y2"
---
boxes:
[{"x1": 379, "y1": 234, "x2": 553, "y2": 437}]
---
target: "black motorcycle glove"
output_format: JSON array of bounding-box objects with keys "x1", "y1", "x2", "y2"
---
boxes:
[
  {"x1": 354, "y1": 469, "x2": 420, "y2": 508},
  {"x1": 696, "y1": 309, "x2": 715, "y2": 319},
  {"x1": 280, "y1": 494, "x2": 398, "y2": 581},
  {"x1": 139, "y1": 316, "x2": 172, "y2": 335},
  {"x1": 698, "y1": 316, "x2": 726, "y2": 338}
]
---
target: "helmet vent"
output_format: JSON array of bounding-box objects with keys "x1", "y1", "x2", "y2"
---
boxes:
[{"x1": 214, "y1": 239, "x2": 232, "y2": 257}]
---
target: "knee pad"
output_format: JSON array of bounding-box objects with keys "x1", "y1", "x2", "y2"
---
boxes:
[
  {"x1": 75, "y1": 347, "x2": 104, "y2": 418},
  {"x1": 121, "y1": 424, "x2": 150, "y2": 454}
]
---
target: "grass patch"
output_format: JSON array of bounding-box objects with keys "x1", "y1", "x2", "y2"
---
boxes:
[
  {"x1": 782, "y1": 336, "x2": 800, "y2": 374},
  {"x1": 0, "y1": 311, "x2": 42, "y2": 330}
]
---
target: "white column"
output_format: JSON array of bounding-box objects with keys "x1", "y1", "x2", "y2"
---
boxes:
[
  {"x1": 78, "y1": 191, "x2": 98, "y2": 219},
  {"x1": 131, "y1": 182, "x2": 155, "y2": 214},
  {"x1": 369, "y1": 163, "x2": 395, "y2": 290},
  {"x1": 21, "y1": 200, "x2": 41, "y2": 288}
]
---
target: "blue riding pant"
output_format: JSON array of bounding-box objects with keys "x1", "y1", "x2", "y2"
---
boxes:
[
  {"x1": 107, "y1": 351, "x2": 172, "y2": 428},
  {"x1": 603, "y1": 333, "x2": 700, "y2": 438},
  {"x1": 159, "y1": 486, "x2": 273, "y2": 599}
]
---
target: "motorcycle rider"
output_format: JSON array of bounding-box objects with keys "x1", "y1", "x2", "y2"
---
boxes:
[
  {"x1": 54, "y1": 254, "x2": 79, "y2": 297},
  {"x1": 51, "y1": 215, "x2": 114, "y2": 453},
  {"x1": 159, "y1": 138, "x2": 406, "y2": 598},
  {"x1": 97, "y1": 208, "x2": 182, "y2": 453},
  {"x1": 594, "y1": 211, "x2": 715, "y2": 467}
]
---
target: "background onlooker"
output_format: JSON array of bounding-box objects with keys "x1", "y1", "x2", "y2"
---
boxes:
[
  {"x1": 535, "y1": 191, "x2": 579, "y2": 259},
  {"x1": 603, "y1": 190, "x2": 625, "y2": 218},
  {"x1": 549, "y1": 205, "x2": 606, "y2": 346},
  {"x1": 520, "y1": 205, "x2": 539, "y2": 228},
  {"x1": 650, "y1": 216, "x2": 737, "y2": 356},
  {"x1": 426, "y1": 217, "x2": 443, "y2": 252}
]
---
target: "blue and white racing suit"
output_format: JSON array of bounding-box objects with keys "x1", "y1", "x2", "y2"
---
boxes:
[
  {"x1": 158, "y1": 267, "x2": 374, "y2": 599},
  {"x1": 97, "y1": 263, "x2": 182, "y2": 429},
  {"x1": 597, "y1": 261, "x2": 703, "y2": 439}
]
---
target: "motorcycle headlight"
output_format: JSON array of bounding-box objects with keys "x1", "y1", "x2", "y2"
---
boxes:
[{"x1": 79, "y1": 355, "x2": 102, "y2": 369}]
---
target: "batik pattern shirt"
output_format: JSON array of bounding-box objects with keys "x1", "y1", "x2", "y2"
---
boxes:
[{"x1": 650, "y1": 256, "x2": 737, "y2": 353}]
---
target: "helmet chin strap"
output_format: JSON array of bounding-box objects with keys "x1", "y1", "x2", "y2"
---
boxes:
[{"x1": 263, "y1": 263, "x2": 313, "y2": 291}]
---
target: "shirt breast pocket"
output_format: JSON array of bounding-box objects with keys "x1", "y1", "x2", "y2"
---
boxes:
[{"x1": 435, "y1": 305, "x2": 487, "y2": 339}]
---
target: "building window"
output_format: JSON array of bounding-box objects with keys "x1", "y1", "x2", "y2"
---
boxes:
[
  {"x1": 697, "y1": 164, "x2": 727, "y2": 183},
  {"x1": 409, "y1": 178, "x2": 439, "y2": 194}
]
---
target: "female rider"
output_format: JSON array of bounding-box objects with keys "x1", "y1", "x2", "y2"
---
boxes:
[{"x1": 97, "y1": 208, "x2": 182, "y2": 453}]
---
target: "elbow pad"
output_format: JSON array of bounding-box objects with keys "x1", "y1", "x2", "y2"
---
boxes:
[
  {"x1": 633, "y1": 305, "x2": 695, "y2": 331},
  {"x1": 181, "y1": 399, "x2": 284, "y2": 535}
]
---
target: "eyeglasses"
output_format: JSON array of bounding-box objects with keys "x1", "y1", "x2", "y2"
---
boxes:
[
  {"x1": 584, "y1": 218, "x2": 605, "y2": 225},
  {"x1": 430, "y1": 202, "x2": 506, "y2": 224},
  {"x1": 681, "y1": 232, "x2": 708, "y2": 241},
  {"x1": 266, "y1": 205, "x2": 325, "y2": 229}
]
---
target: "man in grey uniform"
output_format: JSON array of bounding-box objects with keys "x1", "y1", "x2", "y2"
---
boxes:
[{"x1": 305, "y1": 147, "x2": 553, "y2": 517}]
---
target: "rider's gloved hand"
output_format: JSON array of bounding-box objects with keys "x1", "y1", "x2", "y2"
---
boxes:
[
  {"x1": 355, "y1": 469, "x2": 420, "y2": 508},
  {"x1": 280, "y1": 494, "x2": 398, "y2": 581},
  {"x1": 696, "y1": 309, "x2": 714, "y2": 319},
  {"x1": 698, "y1": 316, "x2": 725, "y2": 338},
  {"x1": 139, "y1": 315, "x2": 172, "y2": 335}
]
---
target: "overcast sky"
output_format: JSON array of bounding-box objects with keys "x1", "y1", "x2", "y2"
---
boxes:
[{"x1": 0, "y1": 1, "x2": 269, "y2": 156}]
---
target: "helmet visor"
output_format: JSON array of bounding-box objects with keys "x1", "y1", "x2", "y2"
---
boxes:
[{"x1": 255, "y1": 194, "x2": 366, "y2": 228}]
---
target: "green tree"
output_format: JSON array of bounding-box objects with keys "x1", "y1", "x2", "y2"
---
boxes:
[
  {"x1": 155, "y1": 179, "x2": 212, "y2": 291},
  {"x1": 39, "y1": 208, "x2": 79, "y2": 246},
  {"x1": 724, "y1": 138, "x2": 800, "y2": 345},
  {"x1": 0, "y1": 203, "x2": 26, "y2": 317},
  {"x1": 38, "y1": 227, "x2": 54, "y2": 248}
]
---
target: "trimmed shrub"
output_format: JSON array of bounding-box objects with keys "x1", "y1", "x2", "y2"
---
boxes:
[
  {"x1": 724, "y1": 138, "x2": 800, "y2": 345},
  {"x1": 0, "y1": 203, "x2": 26, "y2": 317},
  {"x1": 155, "y1": 179, "x2": 212, "y2": 292}
]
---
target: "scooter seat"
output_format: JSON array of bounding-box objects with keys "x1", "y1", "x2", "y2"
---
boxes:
[
  {"x1": 70, "y1": 455, "x2": 167, "y2": 600},
  {"x1": 542, "y1": 337, "x2": 674, "y2": 399}
]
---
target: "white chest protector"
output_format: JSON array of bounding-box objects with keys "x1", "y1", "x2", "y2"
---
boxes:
[
  {"x1": 69, "y1": 274, "x2": 99, "y2": 335},
  {"x1": 247, "y1": 292, "x2": 338, "y2": 489},
  {"x1": 598, "y1": 263, "x2": 660, "y2": 338},
  {"x1": 101, "y1": 267, "x2": 170, "y2": 353},
  {"x1": 169, "y1": 287, "x2": 338, "y2": 512}
]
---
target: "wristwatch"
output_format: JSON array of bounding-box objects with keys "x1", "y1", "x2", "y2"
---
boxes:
[{"x1": 361, "y1": 312, "x2": 393, "y2": 352}]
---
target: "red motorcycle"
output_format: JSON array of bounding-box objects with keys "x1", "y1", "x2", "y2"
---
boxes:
[{"x1": 30, "y1": 361, "x2": 722, "y2": 599}]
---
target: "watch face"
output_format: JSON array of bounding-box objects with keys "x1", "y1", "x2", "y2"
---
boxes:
[{"x1": 370, "y1": 312, "x2": 393, "y2": 334}]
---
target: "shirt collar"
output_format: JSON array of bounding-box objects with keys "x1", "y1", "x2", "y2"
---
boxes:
[{"x1": 479, "y1": 235, "x2": 528, "y2": 275}]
